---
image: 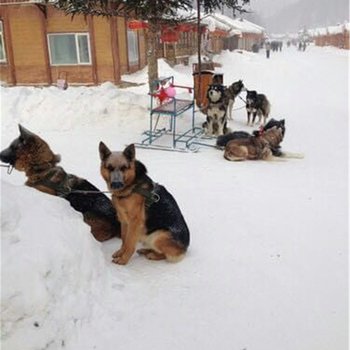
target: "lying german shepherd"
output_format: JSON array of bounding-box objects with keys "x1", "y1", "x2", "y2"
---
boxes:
[
  {"x1": 99, "y1": 142, "x2": 190, "y2": 265},
  {"x1": 224, "y1": 125, "x2": 284, "y2": 161},
  {"x1": 0, "y1": 124, "x2": 121, "y2": 242}
]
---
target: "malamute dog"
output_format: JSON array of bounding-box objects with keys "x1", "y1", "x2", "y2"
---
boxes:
[
  {"x1": 99, "y1": 142, "x2": 190, "y2": 265},
  {"x1": 246, "y1": 90, "x2": 271, "y2": 126},
  {"x1": 203, "y1": 84, "x2": 229, "y2": 137},
  {"x1": 217, "y1": 118, "x2": 286, "y2": 157},
  {"x1": 225, "y1": 80, "x2": 245, "y2": 120},
  {"x1": 0, "y1": 124, "x2": 121, "y2": 242},
  {"x1": 223, "y1": 124, "x2": 284, "y2": 161}
]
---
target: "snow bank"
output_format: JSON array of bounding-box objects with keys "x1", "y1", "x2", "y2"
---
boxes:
[
  {"x1": 0, "y1": 82, "x2": 149, "y2": 133},
  {"x1": 1, "y1": 181, "x2": 114, "y2": 350}
]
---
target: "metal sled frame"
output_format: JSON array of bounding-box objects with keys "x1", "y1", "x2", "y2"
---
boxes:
[{"x1": 136, "y1": 76, "x2": 204, "y2": 152}]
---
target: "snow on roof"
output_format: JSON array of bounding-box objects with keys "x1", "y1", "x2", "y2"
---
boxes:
[
  {"x1": 201, "y1": 14, "x2": 232, "y2": 32},
  {"x1": 307, "y1": 22, "x2": 350, "y2": 36},
  {"x1": 327, "y1": 24, "x2": 344, "y2": 34},
  {"x1": 175, "y1": 9, "x2": 238, "y2": 34},
  {"x1": 174, "y1": 9, "x2": 265, "y2": 36},
  {"x1": 211, "y1": 13, "x2": 265, "y2": 34}
]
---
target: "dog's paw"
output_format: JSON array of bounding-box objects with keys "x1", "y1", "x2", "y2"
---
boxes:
[
  {"x1": 112, "y1": 254, "x2": 131, "y2": 265},
  {"x1": 137, "y1": 248, "x2": 153, "y2": 256},
  {"x1": 112, "y1": 248, "x2": 124, "y2": 259}
]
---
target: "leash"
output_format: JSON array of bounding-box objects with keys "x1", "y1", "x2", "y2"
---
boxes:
[
  {"x1": 1, "y1": 163, "x2": 159, "y2": 202},
  {"x1": 238, "y1": 95, "x2": 247, "y2": 103},
  {"x1": 65, "y1": 189, "x2": 112, "y2": 195},
  {"x1": 0, "y1": 164, "x2": 14, "y2": 174},
  {"x1": 232, "y1": 105, "x2": 246, "y2": 111}
]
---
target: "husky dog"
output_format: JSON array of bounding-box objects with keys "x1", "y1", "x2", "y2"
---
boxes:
[
  {"x1": 224, "y1": 125, "x2": 284, "y2": 161},
  {"x1": 224, "y1": 80, "x2": 245, "y2": 120},
  {"x1": 99, "y1": 143, "x2": 190, "y2": 265},
  {"x1": 203, "y1": 84, "x2": 229, "y2": 137},
  {"x1": 217, "y1": 119, "x2": 285, "y2": 156},
  {"x1": 0, "y1": 124, "x2": 121, "y2": 242},
  {"x1": 246, "y1": 90, "x2": 271, "y2": 126}
]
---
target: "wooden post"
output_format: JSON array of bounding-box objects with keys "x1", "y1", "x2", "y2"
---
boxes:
[
  {"x1": 110, "y1": 16, "x2": 121, "y2": 84},
  {"x1": 37, "y1": 5, "x2": 52, "y2": 85},
  {"x1": 2, "y1": 9, "x2": 16, "y2": 85},
  {"x1": 87, "y1": 16, "x2": 98, "y2": 85}
]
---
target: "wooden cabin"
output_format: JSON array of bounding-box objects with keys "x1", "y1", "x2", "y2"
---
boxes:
[{"x1": 0, "y1": 1, "x2": 150, "y2": 86}]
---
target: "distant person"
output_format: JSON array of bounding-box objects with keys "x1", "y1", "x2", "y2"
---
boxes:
[
  {"x1": 265, "y1": 41, "x2": 271, "y2": 58},
  {"x1": 298, "y1": 41, "x2": 302, "y2": 51},
  {"x1": 302, "y1": 41, "x2": 307, "y2": 51},
  {"x1": 252, "y1": 43, "x2": 259, "y2": 53}
]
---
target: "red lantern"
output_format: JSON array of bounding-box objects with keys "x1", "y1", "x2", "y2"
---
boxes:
[
  {"x1": 160, "y1": 29, "x2": 179, "y2": 43},
  {"x1": 128, "y1": 20, "x2": 148, "y2": 30},
  {"x1": 176, "y1": 24, "x2": 192, "y2": 32}
]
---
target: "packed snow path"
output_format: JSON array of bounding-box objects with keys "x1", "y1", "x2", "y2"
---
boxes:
[{"x1": 1, "y1": 46, "x2": 348, "y2": 350}]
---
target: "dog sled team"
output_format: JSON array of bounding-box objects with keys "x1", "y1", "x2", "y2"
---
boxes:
[{"x1": 1, "y1": 74, "x2": 303, "y2": 266}]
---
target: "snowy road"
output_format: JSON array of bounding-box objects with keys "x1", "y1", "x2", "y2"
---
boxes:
[{"x1": 1, "y1": 45, "x2": 348, "y2": 350}]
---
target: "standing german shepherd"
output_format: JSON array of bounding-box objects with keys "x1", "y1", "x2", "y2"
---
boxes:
[
  {"x1": 0, "y1": 125, "x2": 120, "y2": 242},
  {"x1": 99, "y1": 142, "x2": 190, "y2": 265}
]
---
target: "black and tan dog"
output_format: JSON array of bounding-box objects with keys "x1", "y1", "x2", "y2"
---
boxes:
[
  {"x1": 99, "y1": 142, "x2": 190, "y2": 265},
  {"x1": 0, "y1": 124, "x2": 120, "y2": 241},
  {"x1": 223, "y1": 124, "x2": 284, "y2": 161}
]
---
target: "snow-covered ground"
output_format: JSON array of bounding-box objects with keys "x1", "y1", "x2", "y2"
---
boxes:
[{"x1": 1, "y1": 45, "x2": 348, "y2": 350}]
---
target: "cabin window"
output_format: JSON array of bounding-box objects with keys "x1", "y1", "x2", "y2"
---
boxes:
[
  {"x1": 0, "y1": 21, "x2": 6, "y2": 63},
  {"x1": 127, "y1": 29, "x2": 139, "y2": 66},
  {"x1": 48, "y1": 33, "x2": 91, "y2": 65}
]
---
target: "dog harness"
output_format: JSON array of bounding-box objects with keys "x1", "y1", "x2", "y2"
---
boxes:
[
  {"x1": 132, "y1": 182, "x2": 160, "y2": 208},
  {"x1": 29, "y1": 166, "x2": 76, "y2": 197}
]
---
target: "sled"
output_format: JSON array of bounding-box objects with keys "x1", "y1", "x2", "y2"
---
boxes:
[{"x1": 136, "y1": 76, "x2": 202, "y2": 152}]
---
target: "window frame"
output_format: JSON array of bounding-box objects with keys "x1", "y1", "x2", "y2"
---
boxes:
[
  {"x1": 127, "y1": 29, "x2": 140, "y2": 67},
  {"x1": 47, "y1": 32, "x2": 92, "y2": 66},
  {"x1": 0, "y1": 20, "x2": 7, "y2": 63}
]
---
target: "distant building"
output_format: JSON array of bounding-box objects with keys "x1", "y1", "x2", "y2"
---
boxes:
[
  {"x1": 210, "y1": 14, "x2": 266, "y2": 52},
  {"x1": 308, "y1": 23, "x2": 350, "y2": 50}
]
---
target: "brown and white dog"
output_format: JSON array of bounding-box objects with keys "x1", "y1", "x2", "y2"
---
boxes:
[{"x1": 223, "y1": 125, "x2": 284, "y2": 161}]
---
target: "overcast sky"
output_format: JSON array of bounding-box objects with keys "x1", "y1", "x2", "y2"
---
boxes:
[
  {"x1": 245, "y1": 0, "x2": 349, "y2": 32},
  {"x1": 248, "y1": 0, "x2": 300, "y2": 17}
]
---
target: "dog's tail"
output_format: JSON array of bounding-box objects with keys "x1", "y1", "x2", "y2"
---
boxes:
[
  {"x1": 216, "y1": 131, "x2": 250, "y2": 147},
  {"x1": 266, "y1": 155, "x2": 287, "y2": 162},
  {"x1": 280, "y1": 151, "x2": 304, "y2": 159}
]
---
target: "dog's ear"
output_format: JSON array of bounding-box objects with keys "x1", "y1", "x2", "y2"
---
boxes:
[
  {"x1": 123, "y1": 144, "x2": 135, "y2": 162},
  {"x1": 53, "y1": 154, "x2": 61, "y2": 164},
  {"x1": 18, "y1": 124, "x2": 35, "y2": 142},
  {"x1": 280, "y1": 119, "x2": 285, "y2": 126},
  {"x1": 99, "y1": 142, "x2": 111, "y2": 161}
]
